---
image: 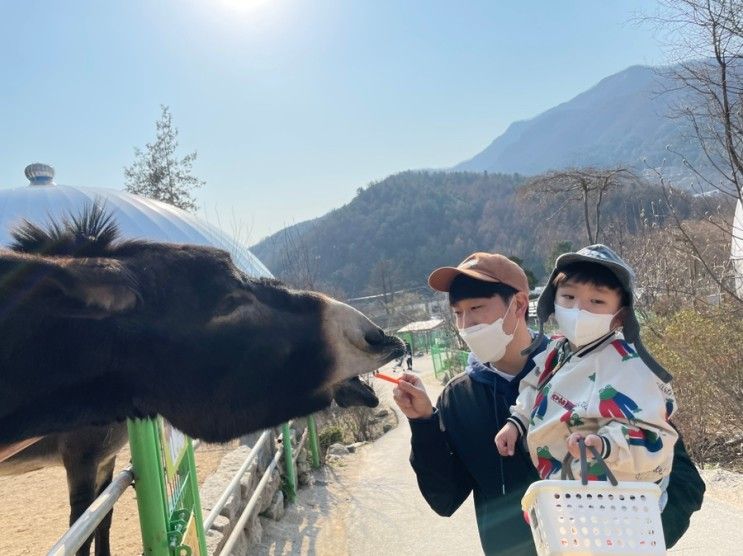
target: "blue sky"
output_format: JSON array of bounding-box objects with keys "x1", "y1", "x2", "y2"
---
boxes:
[{"x1": 0, "y1": 0, "x2": 669, "y2": 242}]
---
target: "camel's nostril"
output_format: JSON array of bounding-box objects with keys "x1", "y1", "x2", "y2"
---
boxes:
[{"x1": 364, "y1": 327, "x2": 385, "y2": 346}]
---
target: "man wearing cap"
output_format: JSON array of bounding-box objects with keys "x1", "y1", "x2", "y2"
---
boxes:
[{"x1": 392, "y1": 251, "x2": 704, "y2": 555}]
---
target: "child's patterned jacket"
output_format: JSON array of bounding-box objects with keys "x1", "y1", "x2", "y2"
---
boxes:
[{"x1": 507, "y1": 331, "x2": 678, "y2": 483}]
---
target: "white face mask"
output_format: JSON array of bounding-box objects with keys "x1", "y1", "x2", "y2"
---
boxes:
[
  {"x1": 554, "y1": 304, "x2": 618, "y2": 347},
  {"x1": 458, "y1": 299, "x2": 515, "y2": 363}
]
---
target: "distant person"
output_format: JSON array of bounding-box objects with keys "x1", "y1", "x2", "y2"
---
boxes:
[
  {"x1": 405, "y1": 341, "x2": 413, "y2": 371},
  {"x1": 395, "y1": 351, "x2": 405, "y2": 369},
  {"x1": 496, "y1": 245, "x2": 677, "y2": 508},
  {"x1": 392, "y1": 251, "x2": 704, "y2": 555}
]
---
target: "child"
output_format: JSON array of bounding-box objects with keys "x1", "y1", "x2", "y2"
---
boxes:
[{"x1": 495, "y1": 245, "x2": 677, "y2": 500}]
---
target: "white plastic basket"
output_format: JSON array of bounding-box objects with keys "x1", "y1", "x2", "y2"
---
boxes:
[{"x1": 521, "y1": 440, "x2": 666, "y2": 555}]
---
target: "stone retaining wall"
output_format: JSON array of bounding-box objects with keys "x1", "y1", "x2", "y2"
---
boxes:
[
  {"x1": 197, "y1": 406, "x2": 393, "y2": 555},
  {"x1": 199, "y1": 428, "x2": 312, "y2": 555}
]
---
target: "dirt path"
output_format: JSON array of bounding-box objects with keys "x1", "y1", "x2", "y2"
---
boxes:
[
  {"x1": 669, "y1": 468, "x2": 743, "y2": 555},
  {"x1": 257, "y1": 355, "x2": 743, "y2": 556},
  {"x1": 255, "y1": 355, "x2": 481, "y2": 555}
]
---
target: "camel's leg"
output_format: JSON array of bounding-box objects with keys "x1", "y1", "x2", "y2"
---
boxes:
[
  {"x1": 93, "y1": 457, "x2": 116, "y2": 556},
  {"x1": 60, "y1": 425, "x2": 127, "y2": 556},
  {"x1": 61, "y1": 449, "x2": 98, "y2": 556}
]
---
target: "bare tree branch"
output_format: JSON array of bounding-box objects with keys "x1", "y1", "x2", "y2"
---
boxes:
[
  {"x1": 521, "y1": 167, "x2": 638, "y2": 244},
  {"x1": 644, "y1": 0, "x2": 743, "y2": 303}
]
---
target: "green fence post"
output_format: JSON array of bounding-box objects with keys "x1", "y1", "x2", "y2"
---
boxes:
[
  {"x1": 184, "y1": 439, "x2": 208, "y2": 556},
  {"x1": 127, "y1": 419, "x2": 170, "y2": 556},
  {"x1": 431, "y1": 344, "x2": 442, "y2": 379},
  {"x1": 307, "y1": 415, "x2": 321, "y2": 469},
  {"x1": 281, "y1": 423, "x2": 297, "y2": 502},
  {"x1": 459, "y1": 349, "x2": 469, "y2": 369}
]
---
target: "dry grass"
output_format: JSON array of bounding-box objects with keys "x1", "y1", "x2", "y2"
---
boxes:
[{"x1": 644, "y1": 304, "x2": 743, "y2": 470}]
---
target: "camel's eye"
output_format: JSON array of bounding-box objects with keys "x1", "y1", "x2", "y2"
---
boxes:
[{"x1": 216, "y1": 291, "x2": 253, "y2": 316}]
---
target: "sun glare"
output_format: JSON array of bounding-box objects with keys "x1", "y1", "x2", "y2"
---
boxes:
[{"x1": 219, "y1": 0, "x2": 271, "y2": 13}]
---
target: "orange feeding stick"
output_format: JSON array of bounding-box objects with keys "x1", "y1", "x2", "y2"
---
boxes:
[{"x1": 374, "y1": 373, "x2": 400, "y2": 385}]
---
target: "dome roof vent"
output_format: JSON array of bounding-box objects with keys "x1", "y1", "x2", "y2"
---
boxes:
[{"x1": 24, "y1": 163, "x2": 56, "y2": 186}]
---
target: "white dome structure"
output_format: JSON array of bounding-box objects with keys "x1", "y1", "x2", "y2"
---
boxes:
[
  {"x1": 733, "y1": 199, "x2": 743, "y2": 298},
  {"x1": 0, "y1": 163, "x2": 272, "y2": 278}
]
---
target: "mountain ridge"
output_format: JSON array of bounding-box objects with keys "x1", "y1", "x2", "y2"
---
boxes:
[{"x1": 453, "y1": 64, "x2": 700, "y2": 180}]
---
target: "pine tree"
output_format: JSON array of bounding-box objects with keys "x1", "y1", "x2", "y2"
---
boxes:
[{"x1": 124, "y1": 105, "x2": 204, "y2": 212}]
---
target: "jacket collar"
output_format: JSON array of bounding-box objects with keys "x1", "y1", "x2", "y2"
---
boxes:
[
  {"x1": 562, "y1": 330, "x2": 619, "y2": 359},
  {"x1": 466, "y1": 334, "x2": 549, "y2": 390}
]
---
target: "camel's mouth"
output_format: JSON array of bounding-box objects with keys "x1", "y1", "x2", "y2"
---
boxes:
[
  {"x1": 326, "y1": 337, "x2": 399, "y2": 409},
  {"x1": 383, "y1": 338, "x2": 406, "y2": 362},
  {"x1": 333, "y1": 376, "x2": 379, "y2": 408}
]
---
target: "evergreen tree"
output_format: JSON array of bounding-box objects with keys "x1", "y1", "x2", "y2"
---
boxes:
[
  {"x1": 124, "y1": 105, "x2": 204, "y2": 212},
  {"x1": 507, "y1": 256, "x2": 537, "y2": 289},
  {"x1": 544, "y1": 240, "x2": 574, "y2": 275}
]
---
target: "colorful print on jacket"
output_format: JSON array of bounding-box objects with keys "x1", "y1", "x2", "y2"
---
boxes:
[
  {"x1": 530, "y1": 383, "x2": 551, "y2": 424},
  {"x1": 509, "y1": 332, "x2": 678, "y2": 483},
  {"x1": 599, "y1": 385, "x2": 640, "y2": 421},
  {"x1": 624, "y1": 426, "x2": 664, "y2": 453},
  {"x1": 536, "y1": 446, "x2": 562, "y2": 478}
]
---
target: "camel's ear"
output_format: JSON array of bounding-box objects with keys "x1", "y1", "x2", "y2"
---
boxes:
[
  {"x1": 53, "y1": 259, "x2": 141, "y2": 317},
  {"x1": 0, "y1": 252, "x2": 140, "y2": 318}
]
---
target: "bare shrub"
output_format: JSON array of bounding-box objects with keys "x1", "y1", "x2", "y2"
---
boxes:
[
  {"x1": 644, "y1": 306, "x2": 743, "y2": 469},
  {"x1": 318, "y1": 426, "x2": 343, "y2": 457},
  {"x1": 335, "y1": 405, "x2": 379, "y2": 443},
  {"x1": 616, "y1": 216, "x2": 737, "y2": 315},
  {"x1": 314, "y1": 380, "x2": 397, "y2": 449}
]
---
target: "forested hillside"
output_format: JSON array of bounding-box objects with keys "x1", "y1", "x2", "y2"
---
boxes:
[{"x1": 252, "y1": 170, "x2": 696, "y2": 297}]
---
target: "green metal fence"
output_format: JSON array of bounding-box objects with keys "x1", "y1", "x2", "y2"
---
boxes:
[
  {"x1": 123, "y1": 412, "x2": 323, "y2": 556},
  {"x1": 396, "y1": 328, "x2": 450, "y2": 354},
  {"x1": 280, "y1": 415, "x2": 322, "y2": 503},
  {"x1": 127, "y1": 417, "x2": 207, "y2": 556},
  {"x1": 431, "y1": 344, "x2": 469, "y2": 382}
]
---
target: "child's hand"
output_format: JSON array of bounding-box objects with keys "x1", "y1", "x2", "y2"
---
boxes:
[
  {"x1": 567, "y1": 433, "x2": 603, "y2": 459},
  {"x1": 495, "y1": 422, "x2": 520, "y2": 456}
]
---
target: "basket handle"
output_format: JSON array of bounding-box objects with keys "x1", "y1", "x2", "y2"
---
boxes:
[{"x1": 561, "y1": 438, "x2": 618, "y2": 486}]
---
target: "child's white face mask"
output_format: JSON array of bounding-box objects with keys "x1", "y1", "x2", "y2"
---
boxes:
[
  {"x1": 554, "y1": 305, "x2": 618, "y2": 347},
  {"x1": 458, "y1": 299, "x2": 515, "y2": 363}
]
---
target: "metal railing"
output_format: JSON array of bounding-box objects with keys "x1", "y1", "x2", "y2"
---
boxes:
[
  {"x1": 203, "y1": 431, "x2": 270, "y2": 531},
  {"x1": 47, "y1": 466, "x2": 135, "y2": 556},
  {"x1": 44, "y1": 413, "x2": 322, "y2": 555},
  {"x1": 219, "y1": 448, "x2": 282, "y2": 555},
  {"x1": 218, "y1": 415, "x2": 321, "y2": 555}
]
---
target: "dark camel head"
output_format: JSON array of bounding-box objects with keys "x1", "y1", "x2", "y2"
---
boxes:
[{"x1": 0, "y1": 206, "x2": 402, "y2": 443}]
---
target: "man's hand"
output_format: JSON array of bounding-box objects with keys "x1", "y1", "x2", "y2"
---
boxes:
[
  {"x1": 393, "y1": 373, "x2": 434, "y2": 419},
  {"x1": 495, "y1": 422, "x2": 520, "y2": 456},
  {"x1": 567, "y1": 433, "x2": 603, "y2": 459}
]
